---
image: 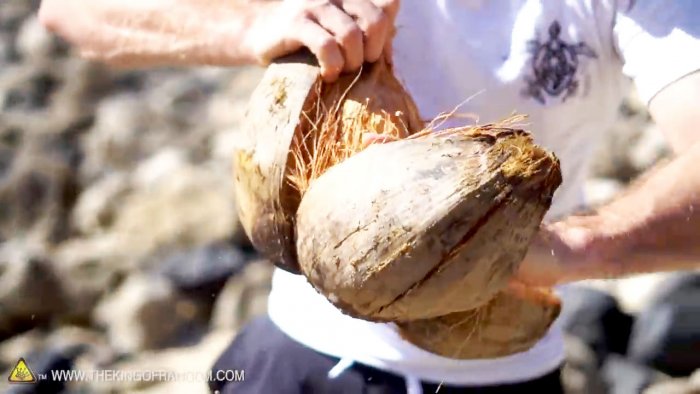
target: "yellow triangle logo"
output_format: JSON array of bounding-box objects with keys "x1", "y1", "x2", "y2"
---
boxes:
[{"x1": 7, "y1": 358, "x2": 36, "y2": 384}]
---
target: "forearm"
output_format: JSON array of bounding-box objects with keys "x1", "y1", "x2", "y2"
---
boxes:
[
  {"x1": 38, "y1": 0, "x2": 272, "y2": 68},
  {"x1": 563, "y1": 142, "x2": 700, "y2": 282}
]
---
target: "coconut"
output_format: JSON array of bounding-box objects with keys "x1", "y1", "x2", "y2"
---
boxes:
[
  {"x1": 396, "y1": 282, "x2": 561, "y2": 359},
  {"x1": 233, "y1": 51, "x2": 563, "y2": 358},
  {"x1": 233, "y1": 53, "x2": 421, "y2": 274},
  {"x1": 295, "y1": 126, "x2": 562, "y2": 320}
]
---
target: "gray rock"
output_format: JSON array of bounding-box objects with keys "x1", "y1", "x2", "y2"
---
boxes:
[
  {"x1": 0, "y1": 63, "x2": 59, "y2": 112},
  {"x1": 82, "y1": 93, "x2": 154, "y2": 176},
  {"x1": 562, "y1": 335, "x2": 607, "y2": 394},
  {"x1": 108, "y1": 161, "x2": 240, "y2": 261},
  {"x1": 0, "y1": 241, "x2": 67, "y2": 339},
  {"x1": 0, "y1": 128, "x2": 79, "y2": 243},
  {"x1": 643, "y1": 379, "x2": 693, "y2": 394},
  {"x1": 0, "y1": 32, "x2": 14, "y2": 63},
  {"x1": 72, "y1": 171, "x2": 131, "y2": 234},
  {"x1": 14, "y1": 16, "x2": 59, "y2": 63},
  {"x1": 211, "y1": 260, "x2": 274, "y2": 331},
  {"x1": 601, "y1": 354, "x2": 668, "y2": 394},
  {"x1": 584, "y1": 177, "x2": 624, "y2": 207},
  {"x1": 629, "y1": 124, "x2": 670, "y2": 173},
  {"x1": 88, "y1": 330, "x2": 234, "y2": 394},
  {"x1": 691, "y1": 369, "x2": 700, "y2": 388},
  {"x1": 0, "y1": 329, "x2": 43, "y2": 370},
  {"x1": 131, "y1": 148, "x2": 187, "y2": 187},
  {"x1": 93, "y1": 274, "x2": 208, "y2": 353},
  {"x1": 52, "y1": 237, "x2": 126, "y2": 323},
  {"x1": 647, "y1": 273, "x2": 700, "y2": 309},
  {"x1": 589, "y1": 90, "x2": 668, "y2": 182},
  {"x1": 688, "y1": 368, "x2": 700, "y2": 393},
  {"x1": 154, "y1": 243, "x2": 248, "y2": 298},
  {"x1": 628, "y1": 302, "x2": 700, "y2": 377},
  {"x1": 559, "y1": 285, "x2": 634, "y2": 358}
]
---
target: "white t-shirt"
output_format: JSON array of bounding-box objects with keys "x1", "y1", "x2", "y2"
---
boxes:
[{"x1": 268, "y1": 0, "x2": 700, "y2": 390}]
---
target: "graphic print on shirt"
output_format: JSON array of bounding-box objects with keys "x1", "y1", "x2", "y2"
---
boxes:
[{"x1": 523, "y1": 21, "x2": 597, "y2": 104}]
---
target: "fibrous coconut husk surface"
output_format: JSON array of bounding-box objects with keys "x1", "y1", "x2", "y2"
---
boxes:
[{"x1": 233, "y1": 51, "x2": 563, "y2": 359}]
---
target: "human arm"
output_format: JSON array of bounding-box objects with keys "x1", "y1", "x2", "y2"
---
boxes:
[
  {"x1": 518, "y1": 71, "x2": 700, "y2": 287},
  {"x1": 38, "y1": 0, "x2": 399, "y2": 81},
  {"x1": 515, "y1": 0, "x2": 700, "y2": 287}
]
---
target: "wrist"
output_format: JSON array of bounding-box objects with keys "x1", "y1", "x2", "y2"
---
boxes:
[
  {"x1": 234, "y1": 2, "x2": 282, "y2": 66},
  {"x1": 548, "y1": 212, "x2": 631, "y2": 283},
  {"x1": 207, "y1": 2, "x2": 276, "y2": 66}
]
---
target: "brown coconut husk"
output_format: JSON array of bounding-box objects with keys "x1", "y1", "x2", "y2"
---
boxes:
[
  {"x1": 287, "y1": 58, "x2": 423, "y2": 195},
  {"x1": 396, "y1": 283, "x2": 561, "y2": 359},
  {"x1": 233, "y1": 52, "x2": 563, "y2": 359},
  {"x1": 294, "y1": 124, "x2": 561, "y2": 321}
]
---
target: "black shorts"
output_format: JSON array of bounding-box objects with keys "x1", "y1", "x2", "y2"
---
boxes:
[{"x1": 209, "y1": 316, "x2": 564, "y2": 394}]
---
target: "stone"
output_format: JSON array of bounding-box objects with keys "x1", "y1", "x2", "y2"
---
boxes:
[
  {"x1": 646, "y1": 273, "x2": 700, "y2": 309},
  {"x1": 629, "y1": 124, "x2": 670, "y2": 173},
  {"x1": 132, "y1": 148, "x2": 188, "y2": 187},
  {"x1": 559, "y1": 285, "x2": 634, "y2": 358},
  {"x1": 145, "y1": 68, "x2": 231, "y2": 132},
  {"x1": 628, "y1": 302, "x2": 700, "y2": 377},
  {"x1": 154, "y1": 243, "x2": 248, "y2": 299},
  {"x1": 0, "y1": 63, "x2": 58, "y2": 112},
  {"x1": 588, "y1": 89, "x2": 667, "y2": 183},
  {"x1": 93, "y1": 274, "x2": 209, "y2": 353},
  {"x1": 211, "y1": 260, "x2": 274, "y2": 331},
  {"x1": 52, "y1": 237, "x2": 126, "y2": 323},
  {"x1": 0, "y1": 329, "x2": 43, "y2": 370},
  {"x1": 690, "y1": 369, "x2": 700, "y2": 389},
  {"x1": 14, "y1": 15, "x2": 60, "y2": 63},
  {"x1": 72, "y1": 171, "x2": 131, "y2": 234},
  {"x1": 207, "y1": 67, "x2": 264, "y2": 133},
  {"x1": 581, "y1": 273, "x2": 681, "y2": 314},
  {"x1": 612, "y1": 273, "x2": 679, "y2": 313},
  {"x1": 644, "y1": 379, "x2": 693, "y2": 394},
  {"x1": 48, "y1": 58, "x2": 111, "y2": 129},
  {"x1": 0, "y1": 241, "x2": 67, "y2": 339},
  {"x1": 584, "y1": 177, "x2": 624, "y2": 207},
  {"x1": 601, "y1": 355, "x2": 668, "y2": 394},
  {"x1": 0, "y1": 129, "x2": 79, "y2": 244},
  {"x1": 81, "y1": 93, "x2": 154, "y2": 176},
  {"x1": 87, "y1": 330, "x2": 235, "y2": 394},
  {"x1": 562, "y1": 335, "x2": 607, "y2": 394},
  {"x1": 109, "y1": 161, "x2": 239, "y2": 261}
]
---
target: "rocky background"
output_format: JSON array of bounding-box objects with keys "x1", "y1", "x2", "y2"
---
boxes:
[{"x1": 0, "y1": 1, "x2": 698, "y2": 393}]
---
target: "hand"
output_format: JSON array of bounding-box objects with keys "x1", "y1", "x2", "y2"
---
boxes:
[
  {"x1": 244, "y1": 0, "x2": 400, "y2": 82},
  {"x1": 514, "y1": 214, "x2": 626, "y2": 287}
]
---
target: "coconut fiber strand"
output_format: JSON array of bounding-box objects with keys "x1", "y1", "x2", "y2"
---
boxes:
[{"x1": 233, "y1": 54, "x2": 563, "y2": 359}]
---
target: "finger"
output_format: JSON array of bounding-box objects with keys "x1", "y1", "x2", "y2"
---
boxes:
[
  {"x1": 375, "y1": 0, "x2": 400, "y2": 62},
  {"x1": 310, "y1": 4, "x2": 364, "y2": 72},
  {"x1": 372, "y1": 0, "x2": 400, "y2": 23},
  {"x1": 382, "y1": 39, "x2": 393, "y2": 64},
  {"x1": 339, "y1": 0, "x2": 390, "y2": 63},
  {"x1": 291, "y1": 19, "x2": 344, "y2": 82}
]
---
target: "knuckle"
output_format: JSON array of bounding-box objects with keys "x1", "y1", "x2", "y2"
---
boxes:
[
  {"x1": 318, "y1": 37, "x2": 338, "y2": 54},
  {"x1": 338, "y1": 25, "x2": 362, "y2": 45},
  {"x1": 304, "y1": 0, "x2": 330, "y2": 14},
  {"x1": 372, "y1": 0, "x2": 399, "y2": 11},
  {"x1": 365, "y1": 11, "x2": 388, "y2": 33}
]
